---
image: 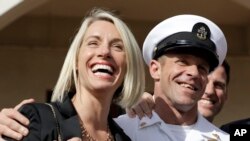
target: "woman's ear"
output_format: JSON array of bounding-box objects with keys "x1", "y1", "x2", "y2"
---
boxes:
[
  {"x1": 75, "y1": 58, "x2": 79, "y2": 73},
  {"x1": 149, "y1": 60, "x2": 161, "y2": 80}
]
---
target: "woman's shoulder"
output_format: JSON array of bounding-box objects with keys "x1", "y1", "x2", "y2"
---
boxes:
[
  {"x1": 18, "y1": 103, "x2": 59, "y2": 140},
  {"x1": 19, "y1": 103, "x2": 52, "y2": 117}
]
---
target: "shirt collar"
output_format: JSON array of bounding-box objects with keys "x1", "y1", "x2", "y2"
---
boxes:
[
  {"x1": 138, "y1": 111, "x2": 162, "y2": 129},
  {"x1": 191, "y1": 113, "x2": 225, "y2": 141}
]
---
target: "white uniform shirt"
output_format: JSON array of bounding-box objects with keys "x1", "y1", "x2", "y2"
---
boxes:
[{"x1": 115, "y1": 111, "x2": 229, "y2": 141}]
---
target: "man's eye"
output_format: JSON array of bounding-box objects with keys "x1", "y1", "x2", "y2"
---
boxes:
[
  {"x1": 177, "y1": 60, "x2": 187, "y2": 65},
  {"x1": 198, "y1": 65, "x2": 209, "y2": 75},
  {"x1": 215, "y1": 82, "x2": 226, "y2": 90}
]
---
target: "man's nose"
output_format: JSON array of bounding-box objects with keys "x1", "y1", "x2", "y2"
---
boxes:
[
  {"x1": 204, "y1": 81, "x2": 215, "y2": 96},
  {"x1": 187, "y1": 65, "x2": 199, "y2": 77}
]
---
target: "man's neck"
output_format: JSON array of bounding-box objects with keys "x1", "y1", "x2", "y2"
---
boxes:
[{"x1": 154, "y1": 95, "x2": 198, "y2": 125}]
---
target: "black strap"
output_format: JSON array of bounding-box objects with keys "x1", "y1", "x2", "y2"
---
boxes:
[{"x1": 45, "y1": 103, "x2": 62, "y2": 141}]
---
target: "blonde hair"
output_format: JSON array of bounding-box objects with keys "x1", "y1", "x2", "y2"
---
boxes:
[{"x1": 51, "y1": 8, "x2": 145, "y2": 108}]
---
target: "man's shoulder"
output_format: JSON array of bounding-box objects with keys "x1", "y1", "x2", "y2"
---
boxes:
[
  {"x1": 197, "y1": 114, "x2": 227, "y2": 132},
  {"x1": 177, "y1": 115, "x2": 228, "y2": 141},
  {"x1": 114, "y1": 112, "x2": 165, "y2": 141},
  {"x1": 113, "y1": 114, "x2": 140, "y2": 140},
  {"x1": 114, "y1": 114, "x2": 139, "y2": 128},
  {"x1": 192, "y1": 114, "x2": 229, "y2": 139}
]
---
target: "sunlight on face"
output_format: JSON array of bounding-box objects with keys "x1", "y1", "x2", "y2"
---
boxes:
[
  {"x1": 157, "y1": 53, "x2": 209, "y2": 112},
  {"x1": 77, "y1": 20, "x2": 126, "y2": 95}
]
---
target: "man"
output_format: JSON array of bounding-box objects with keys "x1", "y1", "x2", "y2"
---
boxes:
[
  {"x1": 115, "y1": 14, "x2": 229, "y2": 140},
  {"x1": 198, "y1": 60, "x2": 230, "y2": 122},
  {"x1": 128, "y1": 60, "x2": 230, "y2": 123}
]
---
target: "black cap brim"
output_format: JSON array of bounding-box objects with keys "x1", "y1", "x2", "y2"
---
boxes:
[
  {"x1": 157, "y1": 45, "x2": 219, "y2": 72},
  {"x1": 153, "y1": 32, "x2": 219, "y2": 72}
]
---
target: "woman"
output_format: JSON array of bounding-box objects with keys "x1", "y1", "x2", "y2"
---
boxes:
[{"x1": 2, "y1": 8, "x2": 145, "y2": 141}]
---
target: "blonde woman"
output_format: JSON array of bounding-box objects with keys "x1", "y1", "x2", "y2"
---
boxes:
[{"x1": 1, "y1": 8, "x2": 145, "y2": 141}]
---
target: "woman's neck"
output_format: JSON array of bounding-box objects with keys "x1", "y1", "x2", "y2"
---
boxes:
[
  {"x1": 72, "y1": 91, "x2": 114, "y2": 141},
  {"x1": 72, "y1": 90, "x2": 112, "y2": 128}
]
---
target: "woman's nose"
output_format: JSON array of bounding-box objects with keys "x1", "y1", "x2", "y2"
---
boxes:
[{"x1": 98, "y1": 44, "x2": 111, "y2": 58}]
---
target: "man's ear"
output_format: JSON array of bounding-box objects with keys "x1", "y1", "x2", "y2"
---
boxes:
[{"x1": 149, "y1": 60, "x2": 161, "y2": 80}]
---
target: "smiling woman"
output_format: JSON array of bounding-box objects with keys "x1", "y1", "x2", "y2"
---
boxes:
[
  {"x1": 1, "y1": 8, "x2": 145, "y2": 141},
  {"x1": 75, "y1": 20, "x2": 127, "y2": 98}
]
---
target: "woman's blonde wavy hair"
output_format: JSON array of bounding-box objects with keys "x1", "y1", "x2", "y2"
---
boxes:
[{"x1": 51, "y1": 8, "x2": 145, "y2": 108}]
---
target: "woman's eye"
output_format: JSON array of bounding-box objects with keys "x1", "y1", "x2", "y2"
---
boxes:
[
  {"x1": 111, "y1": 43, "x2": 124, "y2": 51},
  {"x1": 88, "y1": 41, "x2": 98, "y2": 46}
]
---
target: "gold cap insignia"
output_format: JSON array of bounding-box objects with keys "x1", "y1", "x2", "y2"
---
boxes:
[{"x1": 192, "y1": 22, "x2": 211, "y2": 40}]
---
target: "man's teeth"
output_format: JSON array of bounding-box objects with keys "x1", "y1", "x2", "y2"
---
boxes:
[
  {"x1": 200, "y1": 99, "x2": 214, "y2": 105},
  {"x1": 180, "y1": 83, "x2": 195, "y2": 90},
  {"x1": 92, "y1": 64, "x2": 113, "y2": 74}
]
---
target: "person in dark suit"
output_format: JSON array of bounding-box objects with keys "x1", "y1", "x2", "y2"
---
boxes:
[
  {"x1": 220, "y1": 118, "x2": 250, "y2": 133},
  {"x1": 0, "y1": 7, "x2": 145, "y2": 141}
]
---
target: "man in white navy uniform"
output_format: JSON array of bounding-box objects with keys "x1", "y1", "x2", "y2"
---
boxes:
[{"x1": 115, "y1": 15, "x2": 229, "y2": 141}]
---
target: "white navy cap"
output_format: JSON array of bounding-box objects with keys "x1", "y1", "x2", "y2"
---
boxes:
[{"x1": 142, "y1": 14, "x2": 227, "y2": 71}]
